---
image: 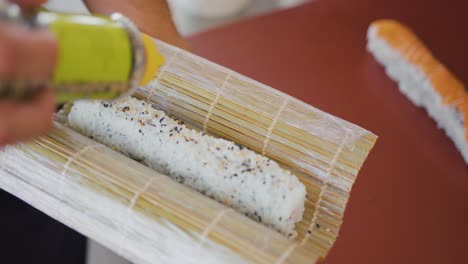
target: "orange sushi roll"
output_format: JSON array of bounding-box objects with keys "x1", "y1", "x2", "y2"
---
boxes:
[{"x1": 367, "y1": 19, "x2": 468, "y2": 163}]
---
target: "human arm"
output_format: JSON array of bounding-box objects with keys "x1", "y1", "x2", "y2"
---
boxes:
[{"x1": 83, "y1": 0, "x2": 189, "y2": 50}]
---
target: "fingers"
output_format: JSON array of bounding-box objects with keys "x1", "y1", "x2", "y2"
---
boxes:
[
  {"x1": 0, "y1": 24, "x2": 57, "y2": 81},
  {"x1": 0, "y1": 89, "x2": 55, "y2": 145},
  {"x1": 0, "y1": 3, "x2": 57, "y2": 146}
]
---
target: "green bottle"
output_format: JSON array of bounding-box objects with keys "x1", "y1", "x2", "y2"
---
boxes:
[{"x1": 0, "y1": 2, "x2": 165, "y2": 103}]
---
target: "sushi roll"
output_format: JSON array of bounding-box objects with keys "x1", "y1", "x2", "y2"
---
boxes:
[
  {"x1": 68, "y1": 97, "x2": 306, "y2": 235},
  {"x1": 367, "y1": 19, "x2": 468, "y2": 163}
]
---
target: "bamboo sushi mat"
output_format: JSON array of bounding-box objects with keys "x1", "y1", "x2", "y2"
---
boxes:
[{"x1": 0, "y1": 40, "x2": 377, "y2": 264}]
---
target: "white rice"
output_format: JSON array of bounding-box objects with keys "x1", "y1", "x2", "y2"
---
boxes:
[{"x1": 68, "y1": 97, "x2": 306, "y2": 235}]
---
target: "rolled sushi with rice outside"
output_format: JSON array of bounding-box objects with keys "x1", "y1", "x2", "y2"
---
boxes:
[{"x1": 69, "y1": 97, "x2": 307, "y2": 236}]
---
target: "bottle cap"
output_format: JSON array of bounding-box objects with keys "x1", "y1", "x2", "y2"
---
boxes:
[{"x1": 140, "y1": 33, "x2": 165, "y2": 86}]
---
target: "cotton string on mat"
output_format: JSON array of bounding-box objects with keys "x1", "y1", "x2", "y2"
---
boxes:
[{"x1": 0, "y1": 39, "x2": 377, "y2": 264}]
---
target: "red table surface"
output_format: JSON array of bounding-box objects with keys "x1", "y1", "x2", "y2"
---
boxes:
[{"x1": 188, "y1": 0, "x2": 468, "y2": 263}]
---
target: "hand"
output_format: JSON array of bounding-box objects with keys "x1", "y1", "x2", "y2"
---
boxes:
[
  {"x1": 84, "y1": 0, "x2": 189, "y2": 50},
  {"x1": 0, "y1": 0, "x2": 57, "y2": 146}
]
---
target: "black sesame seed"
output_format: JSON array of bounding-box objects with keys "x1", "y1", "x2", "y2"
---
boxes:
[
  {"x1": 316, "y1": 224, "x2": 320, "y2": 229},
  {"x1": 122, "y1": 106, "x2": 130, "y2": 111},
  {"x1": 308, "y1": 230, "x2": 312, "y2": 234},
  {"x1": 159, "y1": 117, "x2": 165, "y2": 123},
  {"x1": 103, "y1": 103, "x2": 109, "y2": 108},
  {"x1": 169, "y1": 133, "x2": 173, "y2": 137},
  {"x1": 160, "y1": 130, "x2": 163, "y2": 133}
]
